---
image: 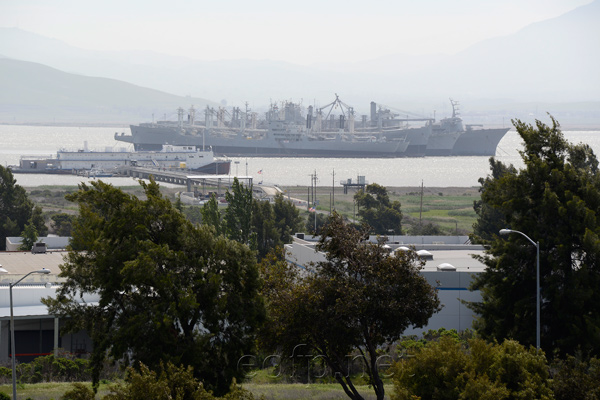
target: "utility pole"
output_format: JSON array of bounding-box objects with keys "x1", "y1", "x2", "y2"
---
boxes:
[
  {"x1": 311, "y1": 170, "x2": 318, "y2": 232},
  {"x1": 419, "y1": 180, "x2": 424, "y2": 228},
  {"x1": 332, "y1": 169, "x2": 335, "y2": 211}
]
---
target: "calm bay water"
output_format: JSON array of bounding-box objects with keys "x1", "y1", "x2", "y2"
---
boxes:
[{"x1": 2, "y1": 124, "x2": 600, "y2": 188}]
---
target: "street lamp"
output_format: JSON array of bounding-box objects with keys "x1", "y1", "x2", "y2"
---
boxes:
[
  {"x1": 9, "y1": 268, "x2": 51, "y2": 400},
  {"x1": 499, "y1": 229, "x2": 540, "y2": 350}
]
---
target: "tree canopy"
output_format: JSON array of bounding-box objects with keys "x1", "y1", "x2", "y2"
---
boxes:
[
  {"x1": 469, "y1": 117, "x2": 600, "y2": 356},
  {"x1": 261, "y1": 213, "x2": 440, "y2": 400},
  {"x1": 200, "y1": 178, "x2": 303, "y2": 259},
  {"x1": 353, "y1": 183, "x2": 402, "y2": 235},
  {"x1": 0, "y1": 165, "x2": 47, "y2": 250},
  {"x1": 43, "y1": 179, "x2": 265, "y2": 395}
]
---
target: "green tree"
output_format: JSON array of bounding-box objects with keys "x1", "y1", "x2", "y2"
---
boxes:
[
  {"x1": 353, "y1": 183, "x2": 402, "y2": 235},
  {"x1": 19, "y1": 217, "x2": 39, "y2": 251},
  {"x1": 304, "y1": 211, "x2": 328, "y2": 234},
  {"x1": 471, "y1": 158, "x2": 516, "y2": 243},
  {"x1": 223, "y1": 177, "x2": 253, "y2": 245},
  {"x1": 468, "y1": 117, "x2": 600, "y2": 355},
  {"x1": 261, "y1": 213, "x2": 440, "y2": 400},
  {"x1": 408, "y1": 221, "x2": 443, "y2": 236},
  {"x1": 272, "y1": 193, "x2": 303, "y2": 243},
  {"x1": 51, "y1": 213, "x2": 75, "y2": 236},
  {"x1": 43, "y1": 179, "x2": 265, "y2": 396},
  {"x1": 200, "y1": 193, "x2": 222, "y2": 235},
  {"x1": 251, "y1": 199, "x2": 279, "y2": 259},
  {"x1": 0, "y1": 165, "x2": 47, "y2": 250},
  {"x1": 201, "y1": 188, "x2": 300, "y2": 259}
]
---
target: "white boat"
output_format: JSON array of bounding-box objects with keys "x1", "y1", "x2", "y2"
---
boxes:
[{"x1": 11, "y1": 144, "x2": 231, "y2": 175}]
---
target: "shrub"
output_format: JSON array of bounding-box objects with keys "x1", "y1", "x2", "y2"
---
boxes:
[
  {"x1": 392, "y1": 337, "x2": 553, "y2": 400},
  {"x1": 552, "y1": 355, "x2": 600, "y2": 400},
  {"x1": 16, "y1": 353, "x2": 92, "y2": 383},
  {"x1": 104, "y1": 362, "x2": 260, "y2": 400},
  {"x1": 61, "y1": 382, "x2": 95, "y2": 400}
]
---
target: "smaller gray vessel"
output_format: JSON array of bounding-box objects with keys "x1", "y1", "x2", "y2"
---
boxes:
[
  {"x1": 377, "y1": 99, "x2": 510, "y2": 156},
  {"x1": 443, "y1": 99, "x2": 510, "y2": 156}
]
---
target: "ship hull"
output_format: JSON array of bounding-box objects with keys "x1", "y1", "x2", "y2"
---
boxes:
[
  {"x1": 424, "y1": 131, "x2": 462, "y2": 156},
  {"x1": 117, "y1": 125, "x2": 405, "y2": 158},
  {"x1": 382, "y1": 126, "x2": 430, "y2": 157},
  {"x1": 451, "y1": 127, "x2": 511, "y2": 156}
]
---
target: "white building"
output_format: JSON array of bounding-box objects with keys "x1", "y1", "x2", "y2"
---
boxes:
[
  {"x1": 285, "y1": 234, "x2": 485, "y2": 335},
  {"x1": 0, "y1": 251, "x2": 97, "y2": 363}
]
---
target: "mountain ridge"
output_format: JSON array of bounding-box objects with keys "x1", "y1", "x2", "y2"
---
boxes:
[{"x1": 0, "y1": 1, "x2": 598, "y2": 125}]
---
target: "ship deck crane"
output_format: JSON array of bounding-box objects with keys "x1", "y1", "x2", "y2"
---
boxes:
[{"x1": 318, "y1": 94, "x2": 355, "y2": 120}]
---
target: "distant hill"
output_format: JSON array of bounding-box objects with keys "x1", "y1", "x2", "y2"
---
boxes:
[
  {"x1": 0, "y1": 1, "x2": 598, "y2": 125},
  {"x1": 0, "y1": 58, "x2": 215, "y2": 124}
]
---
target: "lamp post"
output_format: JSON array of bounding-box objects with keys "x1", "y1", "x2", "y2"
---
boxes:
[
  {"x1": 9, "y1": 268, "x2": 51, "y2": 400},
  {"x1": 499, "y1": 229, "x2": 540, "y2": 350}
]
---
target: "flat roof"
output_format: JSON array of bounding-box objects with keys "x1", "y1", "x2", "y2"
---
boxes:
[
  {"x1": 288, "y1": 239, "x2": 487, "y2": 273},
  {"x1": 0, "y1": 251, "x2": 66, "y2": 276},
  {"x1": 421, "y1": 249, "x2": 485, "y2": 272}
]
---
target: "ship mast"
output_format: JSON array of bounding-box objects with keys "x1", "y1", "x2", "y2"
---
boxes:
[
  {"x1": 188, "y1": 105, "x2": 196, "y2": 126},
  {"x1": 450, "y1": 99, "x2": 460, "y2": 118},
  {"x1": 177, "y1": 107, "x2": 185, "y2": 130}
]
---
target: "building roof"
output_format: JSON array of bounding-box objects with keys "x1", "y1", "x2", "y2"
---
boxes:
[
  {"x1": 0, "y1": 251, "x2": 98, "y2": 321},
  {"x1": 289, "y1": 237, "x2": 487, "y2": 273},
  {"x1": 0, "y1": 251, "x2": 66, "y2": 279},
  {"x1": 420, "y1": 249, "x2": 485, "y2": 272},
  {"x1": 5, "y1": 236, "x2": 71, "y2": 252}
]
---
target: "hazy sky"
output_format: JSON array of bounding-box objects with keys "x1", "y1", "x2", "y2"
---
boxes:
[{"x1": 0, "y1": 0, "x2": 593, "y2": 65}]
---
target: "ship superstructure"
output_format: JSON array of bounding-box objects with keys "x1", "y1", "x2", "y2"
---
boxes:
[{"x1": 114, "y1": 97, "x2": 508, "y2": 158}]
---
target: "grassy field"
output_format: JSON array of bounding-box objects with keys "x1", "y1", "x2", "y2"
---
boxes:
[
  {"x1": 282, "y1": 185, "x2": 480, "y2": 235},
  {"x1": 0, "y1": 381, "x2": 112, "y2": 399},
  {"x1": 246, "y1": 383, "x2": 394, "y2": 399},
  {"x1": 0, "y1": 381, "x2": 394, "y2": 400},
  {"x1": 25, "y1": 183, "x2": 481, "y2": 236}
]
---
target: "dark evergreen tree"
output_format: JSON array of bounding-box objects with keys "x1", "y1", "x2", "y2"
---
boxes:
[
  {"x1": 468, "y1": 117, "x2": 600, "y2": 356},
  {"x1": 19, "y1": 217, "x2": 38, "y2": 251},
  {"x1": 272, "y1": 192, "x2": 303, "y2": 243},
  {"x1": 0, "y1": 165, "x2": 47, "y2": 250},
  {"x1": 251, "y1": 199, "x2": 280, "y2": 259},
  {"x1": 223, "y1": 177, "x2": 253, "y2": 245},
  {"x1": 200, "y1": 193, "x2": 222, "y2": 235}
]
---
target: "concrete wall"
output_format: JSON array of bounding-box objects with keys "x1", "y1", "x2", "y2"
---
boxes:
[{"x1": 404, "y1": 271, "x2": 480, "y2": 335}]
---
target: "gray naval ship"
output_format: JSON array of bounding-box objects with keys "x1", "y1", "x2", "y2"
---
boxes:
[
  {"x1": 115, "y1": 97, "x2": 508, "y2": 158},
  {"x1": 375, "y1": 99, "x2": 510, "y2": 156}
]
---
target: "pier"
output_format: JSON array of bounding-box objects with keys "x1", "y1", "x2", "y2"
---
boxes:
[
  {"x1": 116, "y1": 165, "x2": 253, "y2": 194},
  {"x1": 341, "y1": 176, "x2": 367, "y2": 194}
]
